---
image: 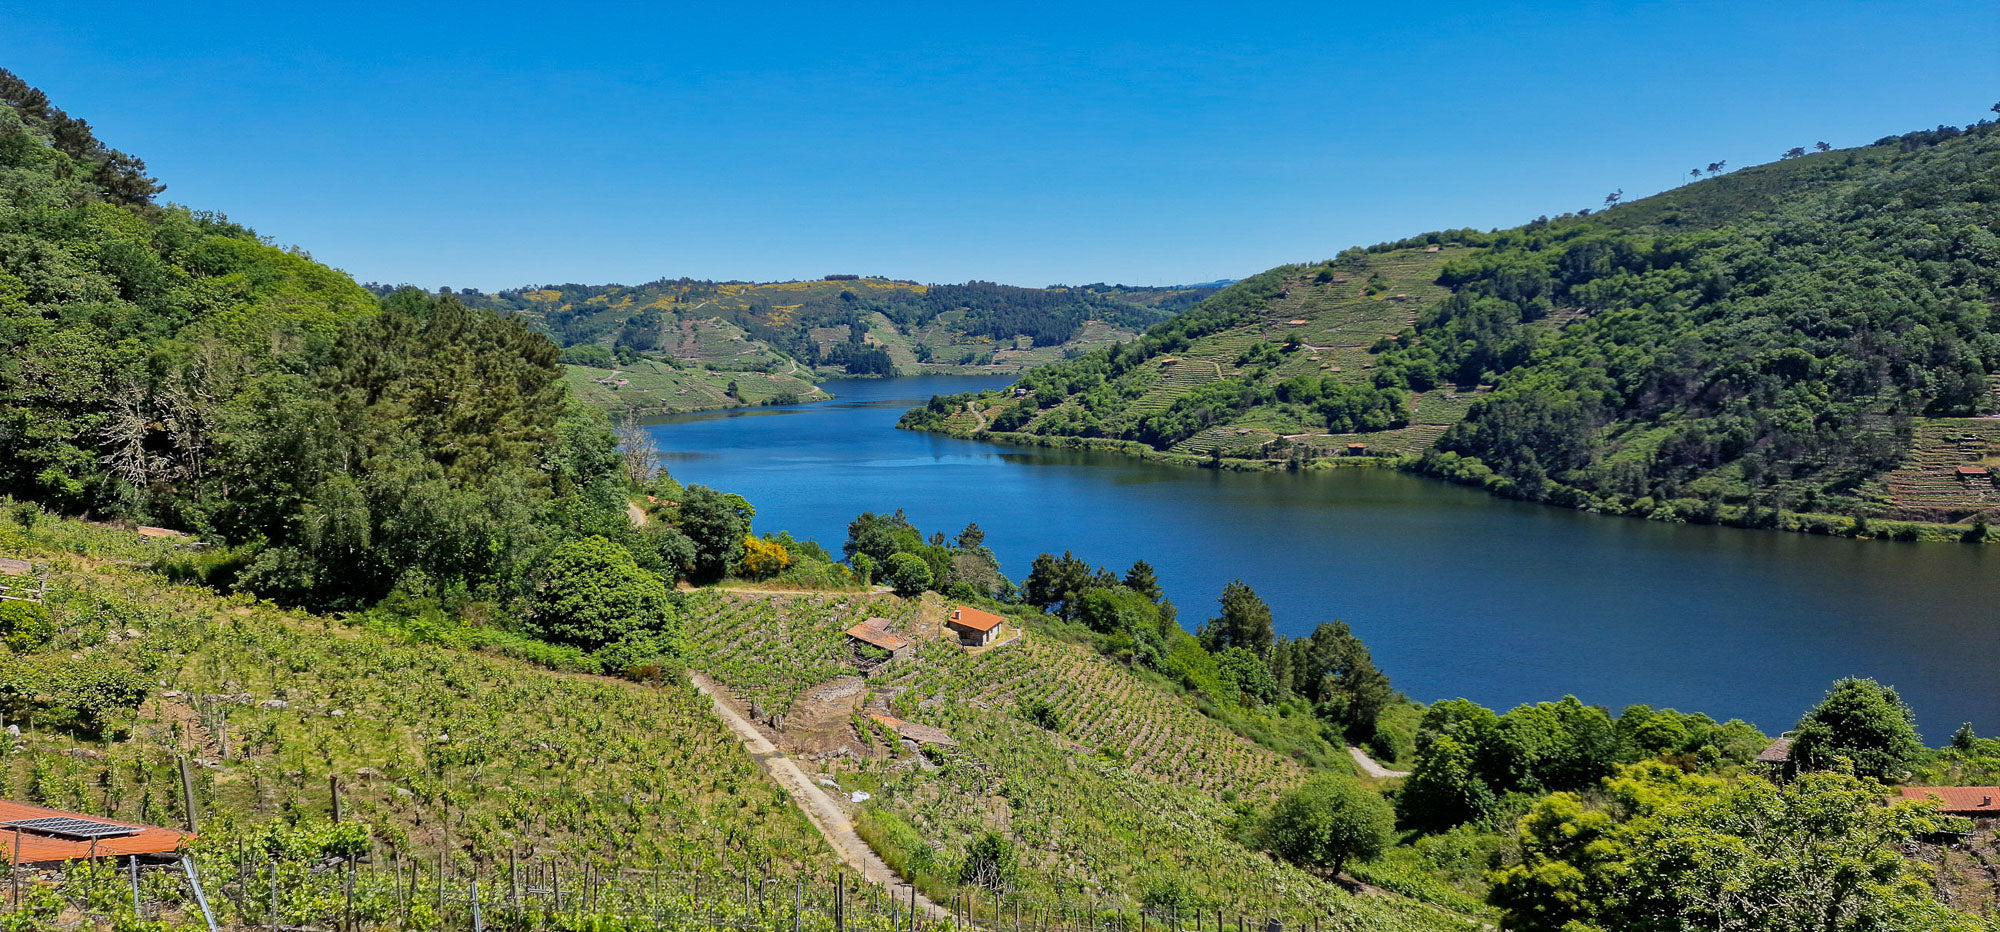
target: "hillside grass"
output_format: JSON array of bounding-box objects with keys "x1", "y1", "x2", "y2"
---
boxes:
[{"x1": 564, "y1": 358, "x2": 829, "y2": 415}]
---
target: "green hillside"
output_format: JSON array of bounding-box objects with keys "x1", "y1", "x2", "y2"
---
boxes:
[
  {"x1": 432, "y1": 276, "x2": 1218, "y2": 384},
  {"x1": 904, "y1": 119, "x2": 2000, "y2": 538}
]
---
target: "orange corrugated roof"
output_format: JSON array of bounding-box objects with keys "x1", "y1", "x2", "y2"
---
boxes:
[
  {"x1": 0, "y1": 800, "x2": 189, "y2": 863},
  {"x1": 1899, "y1": 787, "x2": 2000, "y2": 814},
  {"x1": 845, "y1": 619, "x2": 909, "y2": 651},
  {"x1": 948, "y1": 606, "x2": 1004, "y2": 633}
]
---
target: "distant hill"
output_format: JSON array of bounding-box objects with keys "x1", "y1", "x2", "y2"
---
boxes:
[
  {"x1": 904, "y1": 118, "x2": 2000, "y2": 537},
  {"x1": 398, "y1": 277, "x2": 1221, "y2": 379}
]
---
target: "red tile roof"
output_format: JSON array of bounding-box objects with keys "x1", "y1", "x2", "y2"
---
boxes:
[
  {"x1": 948, "y1": 606, "x2": 1004, "y2": 633},
  {"x1": 845, "y1": 618, "x2": 909, "y2": 651},
  {"x1": 0, "y1": 800, "x2": 189, "y2": 863},
  {"x1": 1956, "y1": 465, "x2": 1990, "y2": 476},
  {"x1": 1898, "y1": 787, "x2": 2000, "y2": 814}
]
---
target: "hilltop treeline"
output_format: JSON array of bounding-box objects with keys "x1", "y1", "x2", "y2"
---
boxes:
[
  {"x1": 433, "y1": 276, "x2": 1217, "y2": 375},
  {"x1": 1401, "y1": 121, "x2": 2000, "y2": 516}
]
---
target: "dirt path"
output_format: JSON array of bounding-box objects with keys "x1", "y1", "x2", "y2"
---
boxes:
[
  {"x1": 691, "y1": 673, "x2": 946, "y2": 918},
  {"x1": 626, "y1": 501, "x2": 647, "y2": 528},
  {"x1": 967, "y1": 401, "x2": 989, "y2": 431},
  {"x1": 1347, "y1": 745, "x2": 1411, "y2": 778}
]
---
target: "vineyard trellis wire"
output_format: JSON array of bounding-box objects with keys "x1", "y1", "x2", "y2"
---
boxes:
[{"x1": 0, "y1": 847, "x2": 1359, "y2": 932}]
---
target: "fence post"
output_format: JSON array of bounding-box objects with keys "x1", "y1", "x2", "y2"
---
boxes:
[
  {"x1": 127, "y1": 855, "x2": 141, "y2": 918},
  {"x1": 270, "y1": 859, "x2": 279, "y2": 932},
  {"x1": 330, "y1": 774, "x2": 342, "y2": 823},
  {"x1": 795, "y1": 879, "x2": 803, "y2": 932},
  {"x1": 178, "y1": 755, "x2": 201, "y2": 834},
  {"x1": 179, "y1": 854, "x2": 219, "y2": 932},
  {"x1": 470, "y1": 871, "x2": 484, "y2": 932}
]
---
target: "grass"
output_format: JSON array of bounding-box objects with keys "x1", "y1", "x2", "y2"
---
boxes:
[{"x1": 564, "y1": 357, "x2": 828, "y2": 415}]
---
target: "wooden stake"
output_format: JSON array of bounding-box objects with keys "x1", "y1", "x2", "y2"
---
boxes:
[{"x1": 177, "y1": 755, "x2": 200, "y2": 834}]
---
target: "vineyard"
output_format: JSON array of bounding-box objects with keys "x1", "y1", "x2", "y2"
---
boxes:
[
  {"x1": 0, "y1": 520, "x2": 832, "y2": 882},
  {"x1": 683, "y1": 591, "x2": 927, "y2": 715},
  {"x1": 680, "y1": 592, "x2": 1476, "y2": 931},
  {"x1": 0, "y1": 522, "x2": 1476, "y2": 931},
  {"x1": 1876, "y1": 419, "x2": 2000, "y2": 521}
]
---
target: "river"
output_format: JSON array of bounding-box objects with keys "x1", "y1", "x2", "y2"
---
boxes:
[{"x1": 646, "y1": 375, "x2": 1999, "y2": 738}]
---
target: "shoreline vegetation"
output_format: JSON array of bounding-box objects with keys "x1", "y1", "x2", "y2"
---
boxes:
[
  {"x1": 898, "y1": 118, "x2": 2000, "y2": 547},
  {"x1": 903, "y1": 421, "x2": 1997, "y2": 544}
]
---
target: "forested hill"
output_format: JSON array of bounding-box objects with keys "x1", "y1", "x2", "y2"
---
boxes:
[
  {"x1": 424, "y1": 276, "x2": 1218, "y2": 376},
  {"x1": 904, "y1": 118, "x2": 2000, "y2": 535},
  {"x1": 0, "y1": 68, "x2": 642, "y2": 608}
]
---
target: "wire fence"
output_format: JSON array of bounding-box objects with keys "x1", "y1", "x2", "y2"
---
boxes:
[{"x1": 3, "y1": 851, "x2": 1341, "y2": 932}]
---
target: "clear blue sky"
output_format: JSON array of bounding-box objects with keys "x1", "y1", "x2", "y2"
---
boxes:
[{"x1": 7, "y1": 2, "x2": 1996, "y2": 289}]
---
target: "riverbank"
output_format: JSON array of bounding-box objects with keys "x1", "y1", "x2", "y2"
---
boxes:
[{"x1": 904, "y1": 422, "x2": 1995, "y2": 545}]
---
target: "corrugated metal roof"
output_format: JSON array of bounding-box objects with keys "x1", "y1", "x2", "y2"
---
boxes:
[
  {"x1": 0, "y1": 800, "x2": 189, "y2": 863},
  {"x1": 845, "y1": 619, "x2": 909, "y2": 651}
]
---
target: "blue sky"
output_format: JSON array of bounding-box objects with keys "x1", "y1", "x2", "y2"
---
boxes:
[{"x1": 6, "y1": 2, "x2": 1997, "y2": 289}]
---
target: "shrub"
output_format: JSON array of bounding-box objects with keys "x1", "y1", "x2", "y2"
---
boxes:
[
  {"x1": 527, "y1": 536, "x2": 679, "y2": 654},
  {"x1": 882, "y1": 553, "x2": 932, "y2": 597},
  {"x1": 1263, "y1": 775, "x2": 1395, "y2": 876},
  {"x1": 0, "y1": 601, "x2": 54, "y2": 651}
]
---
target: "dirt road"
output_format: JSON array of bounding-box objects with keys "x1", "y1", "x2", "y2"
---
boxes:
[
  {"x1": 691, "y1": 673, "x2": 945, "y2": 918},
  {"x1": 1347, "y1": 745, "x2": 1411, "y2": 778}
]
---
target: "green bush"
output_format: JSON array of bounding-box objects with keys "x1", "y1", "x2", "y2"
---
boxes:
[{"x1": 0, "y1": 601, "x2": 54, "y2": 651}]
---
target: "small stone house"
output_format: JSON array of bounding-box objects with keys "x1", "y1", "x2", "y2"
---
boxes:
[{"x1": 946, "y1": 606, "x2": 1005, "y2": 648}]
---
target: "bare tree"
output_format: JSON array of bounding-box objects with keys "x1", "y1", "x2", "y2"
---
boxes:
[{"x1": 614, "y1": 412, "x2": 660, "y2": 485}]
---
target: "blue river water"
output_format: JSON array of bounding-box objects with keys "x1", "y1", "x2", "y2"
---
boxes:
[{"x1": 646, "y1": 375, "x2": 1999, "y2": 738}]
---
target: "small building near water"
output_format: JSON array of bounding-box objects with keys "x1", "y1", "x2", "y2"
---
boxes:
[{"x1": 946, "y1": 606, "x2": 1005, "y2": 648}]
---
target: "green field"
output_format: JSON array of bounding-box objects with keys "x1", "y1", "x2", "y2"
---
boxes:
[{"x1": 564, "y1": 358, "x2": 830, "y2": 415}]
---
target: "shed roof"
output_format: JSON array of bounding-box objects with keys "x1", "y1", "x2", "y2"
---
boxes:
[
  {"x1": 0, "y1": 558, "x2": 32, "y2": 577},
  {"x1": 845, "y1": 618, "x2": 909, "y2": 652},
  {"x1": 869, "y1": 714, "x2": 959, "y2": 747},
  {"x1": 948, "y1": 606, "x2": 1004, "y2": 633},
  {"x1": 1754, "y1": 737, "x2": 1793, "y2": 763},
  {"x1": 1956, "y1": 465, "x2": 1990, "y2": 476},
  {"x1": 1898, "y1": 787, "x2": 2000, "y2": 814},
  {"x1": 0, "y1": 800, "x2": 189, "y2": 864}
]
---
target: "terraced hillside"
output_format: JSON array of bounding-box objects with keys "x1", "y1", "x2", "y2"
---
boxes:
[
  {"x1": 0, "y1": 520, "x2": 829, "y2": 876},
  {"x1": 683, "y1": 591, "x2": 1479, "y2": 930},
  {"x1": 565, "y1": 356, "x2": 829, "y2": 416},
  {"x1": 1874, "y1": 419, "x2": 2000, "y2": 522},
  {"x1": 903, "y1": 247, "x2": 1499, "y2": 464},
  {"x1": 908, "y1": 122, "x2": 2000, "y2": 542}
]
